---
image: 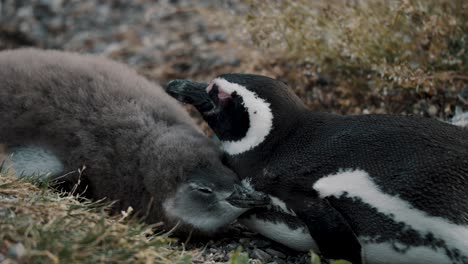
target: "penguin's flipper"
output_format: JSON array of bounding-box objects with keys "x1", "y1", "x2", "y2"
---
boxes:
[{"x1": 292, "y1": 198, "x2": 362, "y2": 264}]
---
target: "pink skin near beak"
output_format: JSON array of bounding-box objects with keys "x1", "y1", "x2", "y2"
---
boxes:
[{"x1": 207, "y1": 81, "x2": 231, "y2": 100}]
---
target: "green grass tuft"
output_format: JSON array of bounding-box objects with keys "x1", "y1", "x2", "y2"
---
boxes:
[{"x1": 229, "y1": 246, "x2": 250, "y2": 264}]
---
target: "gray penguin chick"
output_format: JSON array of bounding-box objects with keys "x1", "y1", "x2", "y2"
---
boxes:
[{"x1": 0, "y1": 48, "x2": 267, "y2": 234}]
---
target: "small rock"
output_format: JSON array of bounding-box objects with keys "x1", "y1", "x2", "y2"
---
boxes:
[
  {"x1": 225, "y1": 243, "x2": 238, "y2": 252},
  {"x1": 238, "y1": 238, "x2": 250, "y2": 244},
  {"x1": 212, "y1": 252, "x2": 225, "y2": 262},
  {"x1": 7, "y1": 243, "x2": 26, "y2": 259},
  {"x1": 428, "y1": 105, "x2": 438, "y2": 116},
  {"x1": 252, "y1": 248, "x2": 272, "y2": 263},
  {"x1": 38, "y1": 0, "x2": 64, "y2": 12},
  {"x1": 0, "y1": 207, "x2": 14, "y2": 218},
  {"x1": 251, "y1": 239, "x2": 271, "y2": 248},
  {"x1": 206, "y1": 31, "x2": 226, "y2": 42},
  {"x1": 266, "y1": 260, "x2": 287, "y2": 264},
  {"x1": 316, "y1": 76, "x2": 329, "y2": 86},
  {"x1": 17, "y1": 6, "x2": 33, "y2": 18},
  {"x1": 47, "y1": 17, "x2": 64, "y2": 32},
  {"x1": 265, "y1": 248, "x2": 286, "y2": 259}
]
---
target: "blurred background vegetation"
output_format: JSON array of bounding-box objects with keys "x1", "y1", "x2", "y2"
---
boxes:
[{"x1": 234, "y1": 0, "x2": 467, "y2": 117}]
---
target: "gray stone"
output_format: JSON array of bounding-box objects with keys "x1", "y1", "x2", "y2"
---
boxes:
[
  {"x1": 0, "y1": 207, "x2": 14, "y2": 218},
  {"x1": 7, "y1": 243, "x2": 26, "y2": 259},
  {"x1": 266, "y1": 260, "x2": 287, "y2": 264},
  {"x1": 251, "y1": 239, "x2": 271, "y2": 248},
  {"x1": 252, "y1": 248, "x2": 272, "y2": 263},
  {"x1": 239, "y1": 238, "x2": 251, "y2": 244},
  {"x1": 428, "y1": 105, "x2": 438, "y2": 116},
  {"x1": 265, "y1": 248, "x2": 286, "y2": 259},
  {"x1": 16, "y1": 6, "x2": 33, "y2": 18},
  {"x1": 225, "y1": 243, "x2": 238, "y2": 252}
]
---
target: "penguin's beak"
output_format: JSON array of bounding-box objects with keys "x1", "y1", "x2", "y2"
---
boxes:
[
  {"x1": 166, "y1": 79, "x2": 215, "y2": 113},
  {"x1": 226, "y1": 184, "x2": 271, "y2": 208}
]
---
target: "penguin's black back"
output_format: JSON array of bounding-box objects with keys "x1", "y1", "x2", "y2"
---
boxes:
[{"x1": 236, "y1": 112, "x2": 468, "y2": 225}]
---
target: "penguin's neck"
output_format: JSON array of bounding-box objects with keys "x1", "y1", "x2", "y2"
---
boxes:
[
  {"x1": 224, "y1": 110, "x2": 305, "y2": 170},
  {"x1": 225, "y1": 111, "x2": 331, "y2": 178}
]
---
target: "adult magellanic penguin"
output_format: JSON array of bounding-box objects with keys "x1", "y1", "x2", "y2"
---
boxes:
[
  {"x1": 0, "y1": 51, "x2": 269, "y2": 236},
  {"x1": 167, "y1": 73, "x2": 468, "y2": 263}
]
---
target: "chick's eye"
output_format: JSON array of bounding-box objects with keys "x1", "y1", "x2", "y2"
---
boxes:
[{"x1": 197, "y1": 187, "x2": 213, "y2": 194}]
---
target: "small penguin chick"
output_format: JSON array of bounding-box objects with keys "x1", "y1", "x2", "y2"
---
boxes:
[{"x1": 0, "y1": 49, "x2": 268, "y2": 235}]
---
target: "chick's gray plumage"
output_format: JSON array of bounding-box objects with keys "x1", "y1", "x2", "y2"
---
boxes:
[{"x1": 0, "y1": 48, "x2": 244, "y2": 233}]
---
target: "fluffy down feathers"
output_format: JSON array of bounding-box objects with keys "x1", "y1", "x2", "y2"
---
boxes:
[{"x1": 0, "y1": 48, "x2": 240, "y2": 234}]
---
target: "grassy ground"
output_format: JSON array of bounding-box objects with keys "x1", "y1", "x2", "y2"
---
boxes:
[
  {"x1": 0, "y1": 167, "x2": 196, "y2": 264},
  {"x1": 0, "y1": 159, "x2": 258, "y2": 264}
]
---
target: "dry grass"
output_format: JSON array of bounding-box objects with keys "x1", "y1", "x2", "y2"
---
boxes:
[
  {"x1": 215, "y1": 0, "x2": 467, "y2": 117},
  {"x1": 241, "y1": 0, "x2": 466, "y2": 90},
  {"x1": 0, "y1": 168, "x2": 195, "y2": 264}
]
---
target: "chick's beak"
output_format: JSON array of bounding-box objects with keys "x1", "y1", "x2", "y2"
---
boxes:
[{"x1": 226, "y1": 184, "x2": 271, "y2": 208}]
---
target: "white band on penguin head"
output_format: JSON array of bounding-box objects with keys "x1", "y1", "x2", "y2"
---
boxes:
[{"x1": 213, "y1": 78, "x2": 274, "y2": 155}]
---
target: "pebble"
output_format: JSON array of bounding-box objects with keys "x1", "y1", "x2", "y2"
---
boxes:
[
  {"x1": 251, "y1": 239, "x2": 271, "y2": 248},
  {"x1": 252, "y1": 248, "x2": 272, "y2": 263},
  {"x1": 225, "y1": 243, "x2": 238, "y2": 252},
  {"x1": 267, "y1": 260, "x2": 287, "y2": 264},
  {"x1": 428, "y1": 105, "x2": 438, "y2": 116},
  {"x1": 7, "y1": 243, "x2": 26, "y2": 259},
  {"x1": 238, "y1": 238, "x2": 251, "y2": 244},
  {"x1": 0, "y1": 207, "x2": 14, "y2": 218},
  {"x1": 265, "y1": 248, "x2": 286, "y2": 259}
]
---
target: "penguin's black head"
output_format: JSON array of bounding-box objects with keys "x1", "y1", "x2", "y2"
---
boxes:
[{"x1": 166, "y1": 74, "x2": 306, "y2": 155}]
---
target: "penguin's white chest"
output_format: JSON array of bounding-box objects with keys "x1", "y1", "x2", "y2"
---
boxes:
[
  {"x1": 238, "y1": 192, "x2": 319, "y2": 252},
  {"x1": 243, "y1": 170, "x2": 468, "y2": 263},
  {"x1": 361, "y1": 241, "x2": 452, "y2": 264},
  {"x1": 243, "y1": 213, "x2": 455, "y2": 263},
  {"x1": 6, "y1": 145, "x2": 63, "y2": 178}
]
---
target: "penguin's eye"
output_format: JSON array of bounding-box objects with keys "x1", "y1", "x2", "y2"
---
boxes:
[
  {"x1": 188, "y1": 183, "x2": 214, "y2": 195},
  {"x1": 197, "y1": 187, "x2": 213, "y2": 194}
]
